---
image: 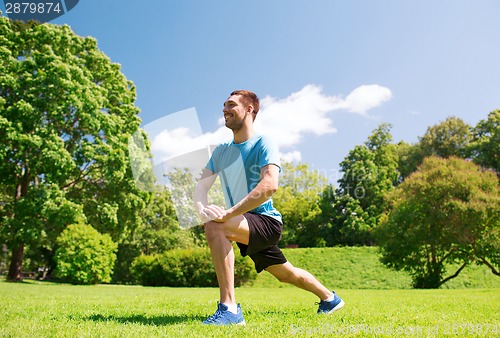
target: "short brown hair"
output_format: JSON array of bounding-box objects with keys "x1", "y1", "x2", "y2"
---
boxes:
[{"x1": 230, "y1": 90, "x2": 260, "y2": 120}]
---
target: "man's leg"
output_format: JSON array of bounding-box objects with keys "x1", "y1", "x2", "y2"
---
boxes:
[
  {"x1": 204, "y1": 215, "x2": 250, "y2": 306},
  {"x1": 265, "y1": 262, "x2": 333, "y2": 300}
]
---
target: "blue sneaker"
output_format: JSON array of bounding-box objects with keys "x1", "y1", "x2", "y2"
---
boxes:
[
  {"x1": 203, "y1": 302, "x2": 246, "y2": 325},
  {"x1": 317, "y1": 291, "x2": 345, "y2": 314}
]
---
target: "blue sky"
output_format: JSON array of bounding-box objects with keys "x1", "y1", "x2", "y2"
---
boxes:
[{"x1": 2, "y1": 1, "x2": 499, "y2": 184}]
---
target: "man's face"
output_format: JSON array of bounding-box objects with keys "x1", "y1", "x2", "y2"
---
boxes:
[{"x1": 223, "y1": 95, "x2": 252, "y2": 131}]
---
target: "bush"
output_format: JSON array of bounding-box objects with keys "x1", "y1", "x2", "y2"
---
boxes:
[
  {"x1": 55, "y1": 224, "x2": 117, "y2": 285},
  {"x1": 131, "y1": 246, "x2": 257, "y2": 287}
]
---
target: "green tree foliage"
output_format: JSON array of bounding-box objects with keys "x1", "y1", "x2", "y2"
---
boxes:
[
  {"x1": 333, "y1": 123, "x2": 399, "y2": 244},
  {"x1": 0, "y1": 184, "x2": 85, "y2": 276},
  {"x1": 339, "y1": 123, "x2": 399, "y2": 213},
  {"x1": 377, "y1": 157, "x2": 500, "y2": 288},
  {"x1": 272, "y1": 162, "x2": 326, "y2": 247},
  {"x1": 328, "y1": 194, "x2": 373, "y2": 246},
  {"x1": 55, "y1": 223, "x2": 118, "y2": 285},
  {"x1": 114, "y1": 162, "x2": 226, "y2": 283},
  {"x1": 166, "y1": 168, "x2": 201, "y2": 230},
  {"x1": 166, "y1": 167, "x2": 225, "y2": 245},
  {"x1": 135, "y1": 190, "x2": 194, "y2": 255},
  {"x1": 0, "y1": 18, "x2": 143, "y2": 280},
  {"x1": 419, "y1": 116, "x2": 471, "y2": 158},
  {"x1": 397, "y1": 116, "x2": 472, "y2": 180},
  {"x1": 127, "y1": 129, "x2": 159, "y2": 193},
  {"x1": 112, "y1": 189, "x2": 198, "y2": 284},
  {"x1": 394, "y1": 141, "x2": 425, "y2": 182},
  {"x1": 469, "y1": 110, "x2": 500, "y2": 175}
]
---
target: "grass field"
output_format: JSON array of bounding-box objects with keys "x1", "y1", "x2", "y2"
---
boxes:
[
  {"x1": 1, "y1": 247, "x2": 499, "y2": 337},
  {"x1": 1, "y1": 280, "x2": 499, "y2": 337},
  {"x1": 249, "y1": 247, "x2": 500, "y2": 290}
]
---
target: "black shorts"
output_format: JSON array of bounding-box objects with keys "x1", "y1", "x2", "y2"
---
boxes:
[{"x1": 236, "y1": 212, "x2": 287, "y2": 273}]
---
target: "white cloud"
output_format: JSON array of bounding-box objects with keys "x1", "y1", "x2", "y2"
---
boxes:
[
  {"x1": 255, "y1": 83, "x2": 392, "y2": 148},
  {"x1": 280, "y1": 150, "x2": 302, "y2": 163},
  {"x1": 255, "y1": 84, "x2": 341, "y2": 147},
  {"x1": 343, "y1": 84, "x2": 393, "y2": 115},
  {"x1": 145, "y1": 84, "x2": 392, "y2": 165},
  {"x1": 147, "y1": 110, "x2": 231, "y2": 165},
  {"x1": 199, "y1": 126, "x2": 232, "y2": 148},
  {"x1": 152, "y1": 127, "x2": 207, "y2": 164}
]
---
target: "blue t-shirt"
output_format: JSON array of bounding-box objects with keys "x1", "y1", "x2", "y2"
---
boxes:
[{"x1": 206, "y1": 134, "x2": 282, "y2": 222}]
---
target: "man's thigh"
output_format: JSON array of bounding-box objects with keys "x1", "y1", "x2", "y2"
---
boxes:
[{"x1": 264, "y1": 262, "x2": 297, "y2": 281}]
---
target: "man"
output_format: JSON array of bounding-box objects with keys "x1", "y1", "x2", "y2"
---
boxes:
[{"x1": 194, "y1": 90, "x2": 344, "y2": 325}]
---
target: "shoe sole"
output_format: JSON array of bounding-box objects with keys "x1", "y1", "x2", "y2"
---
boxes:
[
  {"x1": 203, "y1": 320, "x2": 246, "y2": 326},
  {"x1": 325, "y1": 300, "x2": 345, "y2": 314}
]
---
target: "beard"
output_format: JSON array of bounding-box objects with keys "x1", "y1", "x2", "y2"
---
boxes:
[{"x1": 225, "y1": 114, "x2": 248, "y2": 132}]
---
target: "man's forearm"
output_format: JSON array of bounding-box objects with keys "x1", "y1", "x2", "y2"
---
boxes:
[
  {"x1": 193, "y1": 184, "x2": 209, "y2": 212},
  {"x1": 226, "y1": 181, "x2": 277, "y2": 218},
  {"x1": 195, "y1": 165, "x2": 279, "y2": 223},
  {"x1": 193, "y1": 170, "x2": 217, "y2": 213},
  {"x1": 225, "y1": 165, "x2": 279, "y2": 219}
]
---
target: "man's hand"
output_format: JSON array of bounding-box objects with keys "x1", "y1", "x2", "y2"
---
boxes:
[{"x1": 197, "y1": 204, "x2": 231, "y2": 223}]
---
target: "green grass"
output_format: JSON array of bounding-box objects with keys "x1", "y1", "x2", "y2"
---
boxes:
[
  {"x1": 249, "y1": 247, "x2": 500, "y2": 289},
  {"x1": 1, "y1": 280, "x2": 499, "y2": 337},
  {"x1": 1, "y1": 247, "x2": 499, "y2": 336}
]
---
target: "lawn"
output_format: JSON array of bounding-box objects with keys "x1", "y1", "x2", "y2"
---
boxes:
[
  {"x1": 250, "y1": 247, "x2": 500, "y2": 290},
  {"x1": 1, "y1": 280, "x2": 499, "y2": 337}
]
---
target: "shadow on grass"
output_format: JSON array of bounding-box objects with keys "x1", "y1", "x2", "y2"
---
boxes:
[{"x1": 84, "y1": 313, "x2": 206, "y2": 326}]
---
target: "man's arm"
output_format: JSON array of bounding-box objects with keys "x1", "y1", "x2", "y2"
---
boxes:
[
  {"x1": 193, "y1": 168, "x2": 218, "y2": 223},
  {"x1": 209, "y1": 164, "x2": 279, "y2": 223}
]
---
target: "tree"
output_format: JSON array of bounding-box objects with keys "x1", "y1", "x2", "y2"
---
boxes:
[
  {"x1": 327, "y1": 194, "x2": 374, "y2": 246},
  {"x1": 394, "y1": 141, "x2": 425, "y2": 182},
  {"x1": 134, "y1": 190, "x2": 194, "y2": 255},
  {"x1": 334, "y1": 123, "x2": 399, "y2": 244},
  {"x1": 419, "y1": 116, "x2": 471, "y2": 158},
  {"x1": 0, "y1": 183, "x2": 86, "y2": 278},
  {"x1": 469, "y1": 110, "x2": 500, "y2": 175},
  {"x1": 113, "y1": 189, "x2": 198, "y2": 284},
  {"x1": 377, "y1": 156, "x2": 500, "y2": 288},
  {"x1": 397, "y1": 116, "x2": 473, "y2": 181},
  {"x1": 272, "y1": 162, "x2": 326, "y2": 247},
  {"x1": 164, "y1": 167, "x2": 225, "y2": 246},
  {"x1": 340, "y1": 123, "x2": 399, "y2": 213},
  {"x1": 0, "y1": 18, "x2": 143, "y2": 280}
]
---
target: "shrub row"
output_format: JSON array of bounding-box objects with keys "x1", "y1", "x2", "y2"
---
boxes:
[{"x1": 131, "y1": 246, "x2": 257, "y2": 287}]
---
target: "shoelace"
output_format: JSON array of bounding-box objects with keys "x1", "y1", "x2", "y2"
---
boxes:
[
  {"x1": 205, "y1": 308, "x2": 223, "y2": 323},
  {"x1": 315, "y1": 300, "x2": 332, "y2": 311}
]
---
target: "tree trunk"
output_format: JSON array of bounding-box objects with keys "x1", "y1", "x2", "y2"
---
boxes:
[
  {"x1": 7, "y1": 167, "x2": 30, "y2": 281},
  {"x1": 7, "y1": 244, "x2": 24, "y2": 281}
]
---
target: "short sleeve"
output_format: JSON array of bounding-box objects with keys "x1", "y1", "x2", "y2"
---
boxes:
[
  {"x1": 205, "y1": 146, "x2": 219, "y2": 173},
  {"x1": 258, "y1": 136, "x2": 281, "y2": 172}
]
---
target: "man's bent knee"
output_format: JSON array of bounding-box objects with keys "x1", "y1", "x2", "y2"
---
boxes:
[
  {"x1": 204, "y1": 221, "x2": 224, "y2": 240},
  {"x1": 204, "y1": 217, "x2": 250, "y2": 246}
]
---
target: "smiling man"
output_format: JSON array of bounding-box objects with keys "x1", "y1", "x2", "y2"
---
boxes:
[{"x1": 194, "y1": 90, "x2": 344, "y2": 325}]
